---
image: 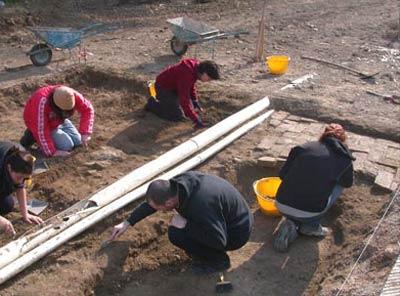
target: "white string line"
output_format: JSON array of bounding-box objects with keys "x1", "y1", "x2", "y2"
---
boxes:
[{"x1": 336, "y1": 187, "x2": 400, "y2": 296}]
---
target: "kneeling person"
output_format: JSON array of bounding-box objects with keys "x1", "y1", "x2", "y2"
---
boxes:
[
  {"x1": 110, "y1": 171, "x2": 253, "y2": 272},
  {"x1": 145, "y1": 59, "x2": 220, "y2": 129},
  {"x1": 21, "y1": 85, "x2": 94, "y2": 157}
]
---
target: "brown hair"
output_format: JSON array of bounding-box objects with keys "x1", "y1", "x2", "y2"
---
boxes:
[
  {"x1": 6, "y1": 147, "x2": 35, "y2": 175},
  {"x1": 319, "y1": 123, "x2": 347, "y2": 142}
]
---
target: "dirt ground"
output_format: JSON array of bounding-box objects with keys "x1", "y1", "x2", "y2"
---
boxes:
[{"x1": 0, "y1": 0, "x2": 399, "y2": 295}]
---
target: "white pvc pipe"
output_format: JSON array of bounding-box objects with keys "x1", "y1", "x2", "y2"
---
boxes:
[
  {"x1": 0, "y1": 97, "x2": 270, "y2": 270},
  {"x1": 0, "y1": 109, "x2": 274, "y2": 284},
  {"x1": 89, "y1": 96, "x2": 270, "y2": 207}
]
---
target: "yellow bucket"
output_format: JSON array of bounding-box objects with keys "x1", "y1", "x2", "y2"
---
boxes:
[
  {"x1": 148, "y1": 81, "x2": 157, "y2": 98},
  {"x1": 266, "y1": 55, "x2": 290, "y2": 75},
  {"x1": 253, "y1": 177, "x2": 282, "y2": 216}
]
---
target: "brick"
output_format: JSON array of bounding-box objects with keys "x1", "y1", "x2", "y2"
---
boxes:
[
  {"x1": 390, "y1": 182, "x2": 399, "y2": 192},
  {"x1": 276, "y1": 137, "x2": 294, "y2": 145},
  {"x1": 305, "y1": 122, "x2": 324, "y2": 135},
  {"x1": 257, "y1": 156, "x2": 277, "y2": 167},
  {"x1": 272, "y1": 111, "x2": 289, "y2": 121},
  {"x1": 394, "y1": 168, "x2": 400, "y2": 183},
  {"x1": 257, "y1": 137, "x2": 278, "y2": 150},
  {"x1": 268, "y1": 119, "x2": 282, "y2": 127},
  {"x1": 352, "y1": 152, "x2": 368, "y2": 173},
  {"x1": 368, "y1": 149, "x2": 387, "y2": 163},
  {"x1": 374, "y1": 171, "x2": 394, "y2": 191}
]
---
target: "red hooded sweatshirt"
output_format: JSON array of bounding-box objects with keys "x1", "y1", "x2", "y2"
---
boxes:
[{"x1": 23, "y1": 85, "x2": 94, "y2": 156}]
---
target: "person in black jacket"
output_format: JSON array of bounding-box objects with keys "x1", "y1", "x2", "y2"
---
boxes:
[
  {"x1": 109, "y1": 171, "x2": 253, "y2": 272},
  {"x1": 273, "y1": 123, "x2": 355, "y2": 252},
  {"x1": 0, "y1": 141, "x2": 43, "y2": 236}
]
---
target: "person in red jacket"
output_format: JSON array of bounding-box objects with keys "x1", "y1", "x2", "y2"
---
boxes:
[
  {"x1": 20, "y1": 85, "x2": 94, "y2": 157},
  {"x1": 145, "y1": 59, "x2": 220, "y2": 128}
]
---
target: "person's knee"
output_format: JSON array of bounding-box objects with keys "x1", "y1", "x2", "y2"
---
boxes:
[
  {"x1": 0, "y1": 196, "x2": 15, "y2": 215},
  {"x1": 52, "y1": 130, "x2": 75, "y2": 151}
]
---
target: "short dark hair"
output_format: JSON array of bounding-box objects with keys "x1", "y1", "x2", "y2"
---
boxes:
[
  {"x1": 198, "y1": 60, "x2": 220, "y2": 80},
  {"x1": 6, "y1": 146, "x2": 34, "y2": 175},
  {"x1": 145, "y1": 179, "x2": 177, "y2": 205}
]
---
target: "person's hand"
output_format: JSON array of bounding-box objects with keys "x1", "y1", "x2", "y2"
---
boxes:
[
  {"x1": 23, "y1": 213, "x2": 43, "y2": 225},
  {"x1": 0, "y1": 216, "x2": 16, "y2": 236},
  {"x1": 194, "y1": 118, "x2": 207, "y2": 129},
  {"x1": 54, "y1": 150, "x2": 71, "y2": 157},
  {"x1": 192, "y1": 100, "x2": 204, "y2": 113},
  {"x1": 170, "y1": 213, "x2": 187, "y2": 229},
  {"x1": 109, "y1": 220, "x2": 130, "y2": 242},
  {"x1": 81, "y1": 134, "x2": 91, "y2": 148}
]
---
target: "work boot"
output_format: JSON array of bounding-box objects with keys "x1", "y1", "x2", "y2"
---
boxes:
[
  {"x1": 20, "y1": 129, "x2": 35, "y2": 149},
  {"x1": 272, "y1": 217, "x2": 298, "y2": 253},
  {"x1": 299, "y1": 224, "x2": 330, "y2": 237}
]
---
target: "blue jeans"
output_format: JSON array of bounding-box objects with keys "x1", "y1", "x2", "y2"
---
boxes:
[
  {"x1": 286, "y1": 185, "x2": 344, "y2": 231},
  {"x1": 0, "y1": 195, "x2": 15, "y2": 215},
  {"x1": 51, "y1": 119, "x2": 82, "y2": 151}
]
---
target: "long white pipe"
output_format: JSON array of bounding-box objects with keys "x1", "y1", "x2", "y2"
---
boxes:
[
  {"x1": 89, "y1": 96, "x2": 270, "y2": 207},
  {"x1": 0, "y1": 97, "x2": 270, "y2": 270},
  {"x1": 0, "y1": 110, "x2": 274, "y2": 284}
]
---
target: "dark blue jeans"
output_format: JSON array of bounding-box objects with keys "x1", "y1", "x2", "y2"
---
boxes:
[
  {"x1": 168, "y1": 226, "x2": 250, "y2": 263},
  {"x1": 0, "y1": 195, "x2": 15, "y2": 215},
  {"x1": 285, "y1": 185, "x2": 344, "y2": 231}
]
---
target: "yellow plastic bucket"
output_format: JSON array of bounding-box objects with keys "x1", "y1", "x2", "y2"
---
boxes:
[
  {"x1": 148, "y1": 81, "x2": 157, "y2": 98},
  {"x1": 266, "y1": 55, "x2": 290, "y2": 75},
  {"x1": 253, "y1": 177, "x2": 282, "y2": 216}
]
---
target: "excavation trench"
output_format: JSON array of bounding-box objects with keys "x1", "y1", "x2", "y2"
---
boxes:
[{"x1": 0, "y1": 67, "x2": 397, "y2": 296}]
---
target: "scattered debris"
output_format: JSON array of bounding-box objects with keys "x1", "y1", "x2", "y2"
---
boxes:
[
  {"x1": 280, "y1": 73, "x2": 316, "y2": 90},
  {"x1": 301, "y1": 55, "x2": 380, "y2": 79},
  {"x1": 366, "y1": 90, "x2": 400, "y2": 105}
]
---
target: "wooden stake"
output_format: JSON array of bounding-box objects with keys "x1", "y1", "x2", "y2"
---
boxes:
[{"x1": 255, "y1": 0, "x2": 267, "y2": 61}]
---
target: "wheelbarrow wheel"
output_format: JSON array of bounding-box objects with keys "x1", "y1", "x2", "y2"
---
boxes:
[
  {"x1": 170, "y1": 37, "x2": 188, "y2": 56},
  {"x1": 29, "y1": 43, "x2": 52, "y2": 66}
]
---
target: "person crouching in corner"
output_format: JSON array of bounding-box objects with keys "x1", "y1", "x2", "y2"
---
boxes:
[
  {"x1": 145, "y1": 59, "x2": 220, "y2": 129},
  {"x1": 20, "y1": 85, "x2": 94, "y2": 157},
  {"x1": 273, "y1": 123, "x2": 355, "y2": 252},
  {"x1": 0, "y1": 141, "x2": 43, "y2": 236},
  {"x1": 109, "y1": 171, "x2": 253, "y2": 273}
]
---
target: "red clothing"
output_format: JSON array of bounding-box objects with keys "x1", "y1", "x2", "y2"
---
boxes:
[
  {"x1": 23, "y1": 85, "x2": 94, "y2": 156},
  {"x1": 155, "y1": 59, "x2": 199, "y2": 123}
]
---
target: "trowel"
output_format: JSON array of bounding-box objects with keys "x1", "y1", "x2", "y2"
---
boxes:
[{"x1": 215, "y1": 272, "x2": 233, "y2": 293}]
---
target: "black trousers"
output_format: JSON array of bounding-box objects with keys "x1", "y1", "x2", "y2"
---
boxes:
[
  {"x1": 168, "y1": 226, "x2": 251, "y2": 263},
  {"x1": 0, "y1": 195, "x2": 15, "y2": 215},
  {"x1": 145, "y1": 84, "x2": 185, "y2": 122}
]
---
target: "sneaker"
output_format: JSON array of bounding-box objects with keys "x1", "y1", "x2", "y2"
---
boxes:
[
  {"x1": 273, "y1": 217, "x2": 298, "y2": 253},
  {"x1": 20, "y1": 129, "x2": 35, "y2": 149},
  {"x1": 299, "y1": 224, "x2": 330, "y2": 237}
]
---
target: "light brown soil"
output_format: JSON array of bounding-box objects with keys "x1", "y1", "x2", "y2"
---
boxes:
[{"x1": 0, "y1": 0, "x2": 399, "y2": 295}]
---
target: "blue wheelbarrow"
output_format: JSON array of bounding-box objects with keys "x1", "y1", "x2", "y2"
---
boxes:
[
  {"x1": 27, "y1": 23, "x2": 103, "y2": 66},
  {"x1": 167, "y1": 17, "x2": 248, "y2": 57}
]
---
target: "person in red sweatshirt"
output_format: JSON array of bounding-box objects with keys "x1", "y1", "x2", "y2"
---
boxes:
[
  {"x1": 20, "y1": 85, "x2": 94, "y2": 157},
  {"x1": 145, "y1": 59, "x2": 220, "y2": 128}
]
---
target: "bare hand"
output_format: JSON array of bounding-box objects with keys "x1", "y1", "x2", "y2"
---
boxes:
[
  {"x1": 0, "y1": 216, "x2": 16, "y2": 236},
  {"x1": 109, "y1": 220, "x2": 130, "y2": 242},
  {"x1": 23, "y1": 213, "x2": 44, "y2": 225},
  {"x1": 170, "y1": 213, "x2": 187, "y2": 229},
  {"x1": 54, "y1": 150, "x2": 71, "y2": 157},
  {"x1": 81, "y1": 134, "x2": 91, "y2": 148}
]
